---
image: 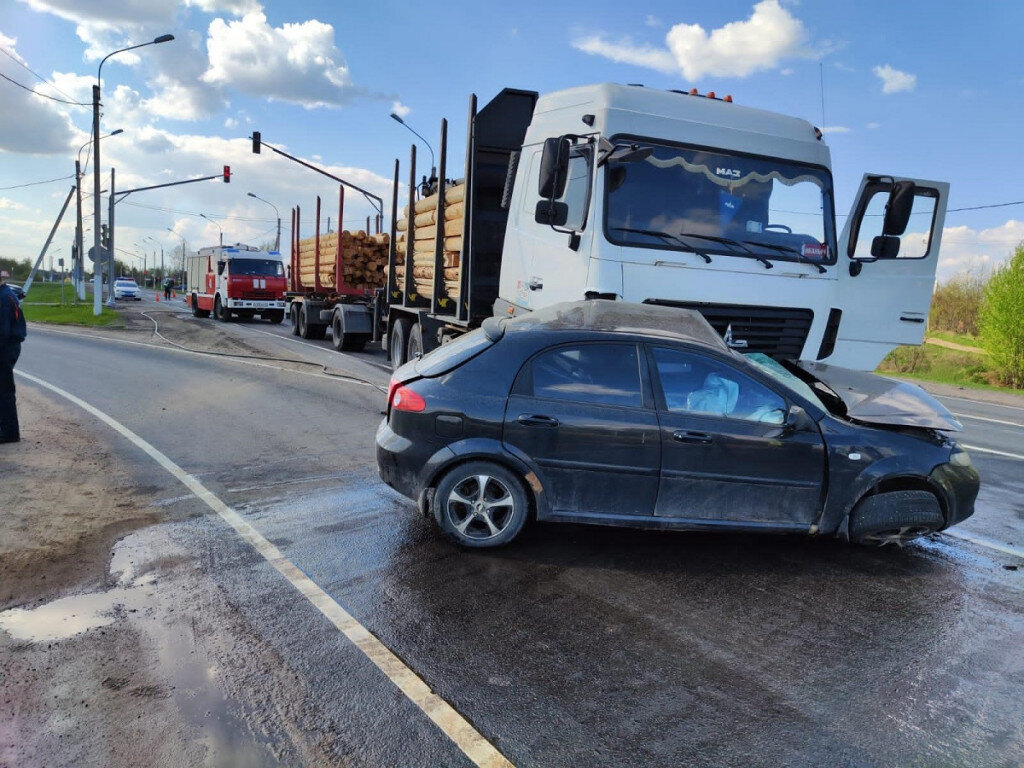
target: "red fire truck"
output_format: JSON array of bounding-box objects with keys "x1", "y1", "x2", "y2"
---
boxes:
[{"x1": 186, "y1": 244, "x2": 287, "y2": 323}]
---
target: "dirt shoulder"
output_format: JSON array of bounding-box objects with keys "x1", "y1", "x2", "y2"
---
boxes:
[{"x1": 0, "y1": 387, "x2": 172, "y2": 610}]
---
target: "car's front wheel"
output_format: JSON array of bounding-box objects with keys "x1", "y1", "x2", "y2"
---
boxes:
[
  {"x1": 434, "y1": 461, "x2": 529, "y2": 548},
  {"x1": 849, "y1": 489, "x2": 944, "y2": 546}
]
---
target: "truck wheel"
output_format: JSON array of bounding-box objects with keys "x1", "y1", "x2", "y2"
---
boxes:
[
  {"x1": 290, "y1": 304, "x2": 300, "y2": 336},
  {"x1": 267, "y1": 310, "x2": 285, "y2": 324},
  {"x1": 191, "y1": 294, "x2": 210, "y2": 318},
  {"x1": 331, "y1": 312, "x2": 368, "y2": 352},
  {"x1": 298, "y1": 305, "x2": 327, "y2": 340},
  {"x1": 849, "y1": 490, "x2": 944, "y2": 546},
  {"x1": 407, "y1": 322, "x2": 424, "y2": 360},
  {"x1": 390, "y1": 318, "x2": 412, "y2": 369},
  {"x1": 434, "y1": 461, "x2": 530, "y2": 548},
  {"x1": 214, "y1": 295, "x2": 230, "y2": 322}
]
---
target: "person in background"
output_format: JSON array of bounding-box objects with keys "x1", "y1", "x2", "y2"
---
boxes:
[
  {"x1": 0, "y1": 269, "x2": 27, "y2": 443},
  {"x1": 163, "y1": 276, "x2": 173, "y2": 300}
]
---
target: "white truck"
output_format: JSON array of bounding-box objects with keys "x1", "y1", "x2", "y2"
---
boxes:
[
  {"x1": 186, "y1": 244, "x2": 288, "y2": 323},
  {"x1": 296, "y1": 84, "x2": 949, "y2": 370}
]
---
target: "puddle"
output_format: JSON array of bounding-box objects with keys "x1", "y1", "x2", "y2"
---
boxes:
[{"x1": 2, "y1": 527, "x2": 279, "y2": 765}]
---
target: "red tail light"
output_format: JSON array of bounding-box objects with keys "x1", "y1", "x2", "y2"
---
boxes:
[{"x1": 391, "y1": 385, "x2": 425, "y2": 412}]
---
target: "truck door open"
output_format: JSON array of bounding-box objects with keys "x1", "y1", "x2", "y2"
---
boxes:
[{"x1": 832, "y1": 174, "x2": 949, "y2": 370}]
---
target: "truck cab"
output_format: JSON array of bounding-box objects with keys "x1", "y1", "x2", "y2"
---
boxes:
[
  {"x1": 500, "y1": 84, "x2": 948, "y2": 370},
  {"x1": 187, "y1": 245, "x2": 287, "y2": 323}
]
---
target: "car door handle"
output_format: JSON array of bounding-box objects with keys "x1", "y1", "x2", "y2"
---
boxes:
[
  {"x1": 518, "y1": 414, "x2": 559, "y2": 427},
  {"x1": 673, "y1": 430, "x2": 713, "y2": 444}
]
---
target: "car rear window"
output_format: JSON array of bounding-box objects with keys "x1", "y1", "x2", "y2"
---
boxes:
[
  {"x1": 414, "y1": 328, "x2": 494, "y2": 377},
  {"x1": 528, "y1": 343, "x2": 643, "y2": 408}
]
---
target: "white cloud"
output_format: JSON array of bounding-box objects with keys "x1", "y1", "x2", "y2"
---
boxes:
[
  {"x1": 0, "y1": 198, "x2": 27, "y2": 211},
  {"x1": 202, "y1": 12, "x2": 362, "y2": 108},
  {"x1": 873, "y1": 64, "x2": 916, "y2": 94},
  {"x1": 0, "y1": 33, "x2": 78, "y2": 154},
  {"x1": 933, "y1": 220, "x2": 1024, "y2": 280},
  {"x1": 391, "y1": 100, "x2": 410, "y2": 118},
  {"x1": 780, "y1": 68, "x2": 794, "y2": 75},
  {"x1": 820, "y1": 126, "x2": 850, "y2": 134},
  {"x1": 573, "y1": 1, "x2": 807, "y2": 81},
  {"x1": 224, "y1": 117, "x2": 238, "y2": 129},
  {"x1": 183, "y1": 0, "x2": 261, "y2": 14},
  {"x1": 866, "y1": 122, "x2": 880, "y2": 129},
  {"x1": 645, "y1": 15, "x2": 663, "y2": 28},
  {"x1": 572, "y1": 35, "x2": 676, "y2": 74}
]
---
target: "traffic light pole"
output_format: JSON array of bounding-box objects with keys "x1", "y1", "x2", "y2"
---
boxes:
[{"x1": 106, "y1": 167, "x2": 116, "y2": 306}]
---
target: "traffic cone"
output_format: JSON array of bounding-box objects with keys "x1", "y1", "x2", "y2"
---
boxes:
[
  {"x1": 155, "y1": 293, "x2": 160, "y2": 302},
  {"x1": 172, "y1": 291, "x2": 177, "y2": 299}
]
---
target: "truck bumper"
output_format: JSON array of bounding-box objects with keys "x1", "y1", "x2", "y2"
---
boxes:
[{"x1": 227, "y1": 299, "x2": 286, "y2": 310}]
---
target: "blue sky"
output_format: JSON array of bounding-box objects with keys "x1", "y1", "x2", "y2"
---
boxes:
[{"x1": 1, "y1": 0, "x2": 1021, "y2": 279}]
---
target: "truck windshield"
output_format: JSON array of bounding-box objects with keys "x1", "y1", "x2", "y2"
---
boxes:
[
  {"x1": 230, "y1": 259, "x2": 284, "y2": 276},
  {"x1": 604, "y1": 140, "x2": 836, "y2": 267}
]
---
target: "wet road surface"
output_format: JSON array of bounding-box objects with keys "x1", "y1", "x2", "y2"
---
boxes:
[{"x1": 9, "y1": 321, "x2": 1024, "y2": 766}]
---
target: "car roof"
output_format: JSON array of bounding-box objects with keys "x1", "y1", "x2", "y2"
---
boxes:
[{"x1": 501, "y1": 300, "x2": 730, "y2": 352}]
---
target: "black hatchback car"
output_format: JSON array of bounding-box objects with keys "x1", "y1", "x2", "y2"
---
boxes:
[{"x1": 377, "y1": 301, "x2": 979, "y2": 549}]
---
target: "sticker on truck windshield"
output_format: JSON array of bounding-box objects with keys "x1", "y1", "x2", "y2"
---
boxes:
[{"x1": 802, "y1": 243, "x2": 828, "y2": 260}]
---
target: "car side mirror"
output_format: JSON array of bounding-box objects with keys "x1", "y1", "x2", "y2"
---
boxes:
[
  {"x1": 538, "y1": 137, "x2": 571, "y2": 199},
  {"x1": 783, "y1": 404, "x2": 813, "y2": 434},
  {"x1": 882, "y1": 180, "x2": 915, "y2": 236},
  {"x1": 870, "y1": 234, "x2": 901, "y2": 259}
]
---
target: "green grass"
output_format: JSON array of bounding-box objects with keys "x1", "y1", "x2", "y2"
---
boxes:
[
  {"x1": 21, "y1": 281, "x2": 122, "y2": 327},
  {"x1": 877, "y1": 343, "x2": 1021, "y2": 394},
  {"x1": 928, "y1": 330, "x2": 985, "y2": 350}
]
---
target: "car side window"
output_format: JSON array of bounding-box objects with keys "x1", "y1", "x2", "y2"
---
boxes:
[
  {"x1": 529, "y1": 343, "x2": 642, "y2": 408},
  {"x1": 651, "y1": 347, "x2": 787, "y2": 423}
]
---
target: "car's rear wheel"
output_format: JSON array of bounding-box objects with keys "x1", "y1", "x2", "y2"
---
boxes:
[
  {"x1": 849, "y1": 490, "x2": 944, "y2": 546},
  {"x1": 434, "y1": 461, "x2": 529, "y2": 548}
]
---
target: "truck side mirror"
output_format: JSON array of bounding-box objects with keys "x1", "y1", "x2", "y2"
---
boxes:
[
  {"x1": 870, "y1": 234, "x2": 901, "y2": 259},
  {"x1": 535, "y1": 200, "x2": 568, "y2": 226},
  {"x1": 882, "y1": 180, "x2": 915, "y2": 236},
  {"x1": 538, "y1": 137, "x2": 571, "y2": 199}
]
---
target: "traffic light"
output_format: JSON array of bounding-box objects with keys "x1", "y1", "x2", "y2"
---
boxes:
[
  {"x1": 223, "y1": 165, "x2": 231, "y2": 183},
  {"x1": 100, "y1": 223, "x2": 109, "y2": 248},
  {"x1": 251, "y1": 131, "x2": 261, "y2": 154}
]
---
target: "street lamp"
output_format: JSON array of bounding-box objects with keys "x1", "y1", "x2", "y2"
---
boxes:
[
  {"x1": 75, "y1": 129, "x2": 121, "y2": 300},
  {"x1": 200, "y1": 213, "x2": 223, "y2": 246},
  {"x1": 246, "y1": 192, "x2": 280, "y2": 252},
  {"x1": 93, "y1": 34, "x2": 174, "y2": 315},
  {"x1": 390, "y1": 112, "x2": 436, "y2": 184}
]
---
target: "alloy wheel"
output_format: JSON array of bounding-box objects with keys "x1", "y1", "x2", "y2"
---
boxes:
[{"x1": 446, "y1": 474, "x2": 516, "y2": 541}]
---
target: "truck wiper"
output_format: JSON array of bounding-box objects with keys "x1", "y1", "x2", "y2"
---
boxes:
[
  {"x1": 610, "y1": 227, "x2": 713, "y2": 263},
  {"x1": 742, "y1": 240, "x2": 827, "y2": 274},
  {"x1": 676, "y1": 232, "x2": 773, "y2": 270}
]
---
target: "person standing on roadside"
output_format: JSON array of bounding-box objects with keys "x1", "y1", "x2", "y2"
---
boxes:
[
  {"x1": 163, "y1": 276, "x2": 172, "y2": 301},
  {"x1": 0, "y1": 269, "x2": 26, "y2": 443}
]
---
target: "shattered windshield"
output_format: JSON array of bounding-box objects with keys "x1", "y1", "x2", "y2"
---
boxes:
[{"x1": 604, "y1": 139, "x2": 836, "y2": 266}]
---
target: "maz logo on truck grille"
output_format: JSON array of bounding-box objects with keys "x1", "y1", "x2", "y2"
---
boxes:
[{"x1": 715, "y1": 167, "x2": 742, "y2": 179}]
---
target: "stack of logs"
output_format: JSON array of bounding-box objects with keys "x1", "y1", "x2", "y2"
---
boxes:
[
  {"x1": 390, "y1": 182, "x2": 465, "y2": 298},
  {"x1": 295, "y1": 230, "x2": 390, "y2": 292}
]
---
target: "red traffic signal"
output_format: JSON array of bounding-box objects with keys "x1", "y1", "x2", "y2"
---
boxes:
[
  {"x1": 223, "y1": 165, "x2": 231, "y2": 183},
  {"x1": 252, "y1": 131, "x2": 261, "y2": 154}
]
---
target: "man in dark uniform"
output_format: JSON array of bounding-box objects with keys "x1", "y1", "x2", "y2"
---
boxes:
[{"x1": 0, "y1": 269, "x2": 27, "y2": 443}]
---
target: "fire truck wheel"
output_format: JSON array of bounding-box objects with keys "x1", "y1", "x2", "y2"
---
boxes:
[
  {"x1": 214, "y1": 295, "x2": 231, "y2": 322},
  {"x1": 390, "y1": 318, "x2": 412, "y2": 370},
  {"x1": 267, "y1": 310, "x2": 285, "y2": 324},
  {"x1": 191, "y1": 294, "x2": 210, "y2": 319}
]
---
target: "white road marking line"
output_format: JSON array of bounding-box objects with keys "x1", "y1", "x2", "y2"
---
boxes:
[
  {"x1": 935, "y1": 393, "x2": 1024, "y2": 413},
  {"x1": 28, "y1": 325, "x2": 380, "y2": 389},
  {"x1": 942, "y1": 530, "x2": 1024, "y2": 560},
  {"x1": 241, "y1": 325, "x2": 393, "y2": 372},
  {"x1": 15, "y1": 369, "x2": 514, "y2": 768},
  {"x1": 952, "y1": 412, "x2": 1024, "y2": 429},
  {"x1": 961, "y1": 443, "x2": 1024, "y2": 461}
]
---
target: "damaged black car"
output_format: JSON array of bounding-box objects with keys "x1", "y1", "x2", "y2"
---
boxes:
[{"x1": 377, "y1": 300, "x2": 979, "y2": 548}]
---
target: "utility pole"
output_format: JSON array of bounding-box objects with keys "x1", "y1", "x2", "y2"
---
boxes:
[
  {"x1": 74, "y1": 160, "x2": 84, "y2": 299},
  {"x1": 106, "y1": 167, "x2": 116, "y2": 306},
  {"x1": 92, "y1": 83, "x2": 102, "y2": 315}
]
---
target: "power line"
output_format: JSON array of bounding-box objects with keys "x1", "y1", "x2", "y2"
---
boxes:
[
  {"x1": 0, "y1": 45, "x2": 81, "y2": 103},
  {"x1": 0, "y1": 174, "x2": 75, "y2": 191},
  {"x1": 0, "y1": 71, "x2": 89, "y2": 106}
]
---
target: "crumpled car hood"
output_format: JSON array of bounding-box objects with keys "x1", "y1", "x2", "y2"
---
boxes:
[{"x1": 796, "y1": 361, "x2": 963, "y2": 431}]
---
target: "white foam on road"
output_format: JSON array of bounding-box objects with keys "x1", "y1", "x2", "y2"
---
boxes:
[{"x1": 15, "y1": 368, "x2": 514, "y2": 768}]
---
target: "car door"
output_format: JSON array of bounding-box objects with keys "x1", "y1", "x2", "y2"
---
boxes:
[
  {"x1": 502, "y1": 341, "x2": 661, "y2": 518},
  {"x1": 648, "y1": 346, "x2": 825, "y2": 527},
  {"x1": 833, "y1": 174, "x2": 949, "y2": 370}
]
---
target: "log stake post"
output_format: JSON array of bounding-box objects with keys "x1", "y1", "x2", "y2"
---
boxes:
[
  {"x1": 336, "y1": 185, "x2": 345, "y2": 294},
  {"x1": 314, "y1": 195, "x2": 323, "y2": 293},
  {"x1": 431, "y1": 118, "x2": 448, "y2": 315}
]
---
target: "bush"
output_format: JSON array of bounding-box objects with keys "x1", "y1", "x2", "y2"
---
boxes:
[
  {"x1": 979, "y1": 244, "x2": 1024, "y2": 388},
  {"x1": 930, "y1": 271, "x2": 986, "y2": 335}
]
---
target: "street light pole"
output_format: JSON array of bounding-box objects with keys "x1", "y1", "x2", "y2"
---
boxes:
[
  {"x1": 200, "y1": 213, "x2": 223, "y2": 246},
  {"x1": 390, "y1": 112, "x2": 436, "y2": 182},
  {"x1": 167, "y1": 227, "x2": 186, "y2": 289},
  {"x1": 91, "y1": 34, "x2": 174, "y2": 315},
  {"x1": 246, "y1": 192, "x2": 280, "y2": 251},
  {"x1": 76, "y1": 130, "x2": 121, "y2": 300}
]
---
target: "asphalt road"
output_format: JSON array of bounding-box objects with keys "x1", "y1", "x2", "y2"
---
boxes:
[{"x1": 11, "y1": 319, "x2": 1024, "y2": 767}]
